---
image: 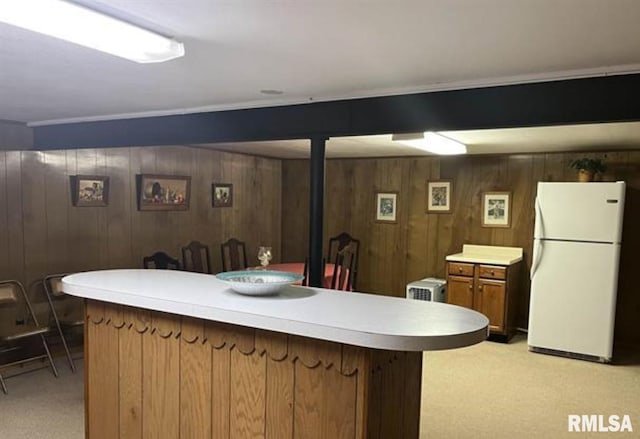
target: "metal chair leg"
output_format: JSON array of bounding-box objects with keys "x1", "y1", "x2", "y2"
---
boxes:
[
  {"x1": 43, "y1": 275, "x2": 78, "y2": 373},
  {"x1": 49, "y1": 308, "x2": 76, "y2": 373},
  {"x1": 58, "y1": 325, "x2": 76, "y2": 373},
  {"x1": 0, "y1": 373, "x2": 7, "y2": 394},
  {"x1": 40, "y1": 334, "x2": 59, "y2": 378}
]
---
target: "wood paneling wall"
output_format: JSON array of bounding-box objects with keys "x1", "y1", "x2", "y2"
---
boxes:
[
  {"x1": 281, "y1": 151, "x2": 640, "y2": 345},
  {"x1": 0, "y1": 146, "x2": 281, "y2": 312},
  {"x1": 85, "y1": 300, "x2": 422, "y2": 439}
]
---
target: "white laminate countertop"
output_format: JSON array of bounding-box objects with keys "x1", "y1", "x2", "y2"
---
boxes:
[
  {"x1": 63, "y1": 269, "x2": 488, "y2": 352},
  {"x1": 445, "y1": 244, "x2": 523, "y2": 266}
]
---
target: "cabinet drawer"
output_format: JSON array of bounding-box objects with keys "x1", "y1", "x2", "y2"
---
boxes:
[
  {"x1": 478, "y1": 265, "x2": 506, "y2": 280},
  {"x1": 448, "y1": 262, "x2": 474, "y2": 277}
]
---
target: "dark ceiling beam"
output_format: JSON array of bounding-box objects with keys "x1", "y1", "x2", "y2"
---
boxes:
[{"x1": 33, "y1": 73, "x2": 640, "y2": 150}]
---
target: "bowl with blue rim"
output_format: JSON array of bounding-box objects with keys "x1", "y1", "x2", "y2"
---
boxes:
[{"x1": 215, "y1": 270, "x2": 304, "y2": 296}]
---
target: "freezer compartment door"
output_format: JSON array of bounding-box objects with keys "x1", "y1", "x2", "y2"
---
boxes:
[
  {"x1": 534, "y1": 182, "x2": 625, "y2": 243},
  {"x1": 528, "y1": 240, "x2": 620, "y2": 359}
]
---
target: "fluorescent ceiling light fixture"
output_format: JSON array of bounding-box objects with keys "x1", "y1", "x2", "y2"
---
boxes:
[
  {"x1": 392, "y1": 132, "x2": 467, "y2": 155},
  {"x1": 0, "y1": 0, "x2": 184, "y2": 63}
]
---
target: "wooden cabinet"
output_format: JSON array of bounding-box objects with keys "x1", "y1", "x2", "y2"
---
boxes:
[{"x1": 447, "y1": 261, "x2": 520, "y2": 340}]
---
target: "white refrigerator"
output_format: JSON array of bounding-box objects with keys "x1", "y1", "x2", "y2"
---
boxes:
[{"x1": 528, "y1": 181, "x2": 625, "y2": 362}]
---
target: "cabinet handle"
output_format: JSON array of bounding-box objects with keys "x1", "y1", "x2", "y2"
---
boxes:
[
  {"x1": 468, "y1": 283, "x2": 472, "y2": 290},
  {"x1": 478, "y1": 284, "x2": 483, "y2": 291},
  {"x1": 458, "y1": 267, "x2": 463, "y2": 272},
  {"x1": 490, "y1": 271, "x2": 495, "y2": 275}
]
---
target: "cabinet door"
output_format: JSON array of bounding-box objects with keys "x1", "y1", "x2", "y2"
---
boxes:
[
  {"x1": 476, "y1": 279, "x2": 506, "y2": 333},
  {"x1": 446, "y1": 275, "x2": 474, "y2": 309}
]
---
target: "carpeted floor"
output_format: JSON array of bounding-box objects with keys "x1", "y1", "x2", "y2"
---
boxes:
[
  {"x1": 421, "y1": 334, "x2": 640, "y2": 438},
  {"x1": 0, "y1": 334, "x2": 638, "y2": 438},
  {"x1": 0, "y1": 358, "x2": 84, "y2": 439}
]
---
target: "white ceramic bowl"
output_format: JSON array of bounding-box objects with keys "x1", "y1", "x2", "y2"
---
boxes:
[{"x1": 215, "y1": 270, "x2": 304, "y2": 296}]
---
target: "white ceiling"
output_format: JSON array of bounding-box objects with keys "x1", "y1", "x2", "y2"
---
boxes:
[
  {"x1": 190, "y1": 122, "x2": 640, "y2": 159},
  {"x1": 2, "y1": 0, "x2": 640, "y2": 155}
]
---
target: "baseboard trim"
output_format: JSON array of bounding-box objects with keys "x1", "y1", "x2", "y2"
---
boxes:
[{"x1": 529, "y1": 345, "x2": 610, "y2": 363}]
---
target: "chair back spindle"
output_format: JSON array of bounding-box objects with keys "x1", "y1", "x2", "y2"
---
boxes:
[
  {"x1": 181, "y1": 240, "x2": 212, "y2": 274},
  {"x1": 327, "y1": 232, "x2": 360, "y2": 290},
  {"x1": 221, "y1": 238, "x2": 248, "y2": 271}
]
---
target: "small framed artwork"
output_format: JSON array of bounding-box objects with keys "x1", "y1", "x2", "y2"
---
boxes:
[
  {"x1": 137, "y1": 174, "x2": 191, "y2": 211},
  {"x1": 70, "y1": 175, "x2": 109, "y2": 207},
  {"x1": 426, "y1": 180, "x2": 452, "y2": 213},
  {"x1": 375, "y1": 191, "x2": 398, "y2": 223},
  {"x1": 212, "y1": 183, "x2": 233, "y2": 207},
  {"x1": 482, "y1": 191, "x2": 512, "y2": 228}
]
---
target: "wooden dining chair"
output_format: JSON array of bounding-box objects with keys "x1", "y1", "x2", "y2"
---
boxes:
[
  {"x1": 42, "y1": 273, "x2": 84, "y2": 373},
  {"x1": 329, "y1": 249, "x2": 356, "y2": 291},
  {"x1": 181, "y1": 240, "x2": 212, "y2": 274},
  {"x1": 327, "y1": 232, "x2": 360, "y2": 289},
  {"x1": 220, "y1": 238, "x2": 248, "y2": 271},
  {"x1": 142, "y1": 251, "x2": 181, "y2": 270},
  {"x1": 0, "y1": 279, "x2": 59, "y2": 394}
]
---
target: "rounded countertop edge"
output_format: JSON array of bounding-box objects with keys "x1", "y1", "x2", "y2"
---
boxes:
[{"x1": 62, "y1": 269, "x2": 490, "y2": 352}]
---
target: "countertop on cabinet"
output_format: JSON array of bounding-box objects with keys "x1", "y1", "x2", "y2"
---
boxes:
[{"x1": 446, "y1": 244, "x2": 523, "y2": 266}]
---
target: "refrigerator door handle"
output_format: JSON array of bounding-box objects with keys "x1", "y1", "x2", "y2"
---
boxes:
[
  {"x1": 531, "y1": 196, "x2": 544, "y2": 280},
  {"x1": 534, "y1": 196, "x2": 543, "y2": 239},
  {"x1": 530, "y1": 239, "x2": 543, "y2": 280}
]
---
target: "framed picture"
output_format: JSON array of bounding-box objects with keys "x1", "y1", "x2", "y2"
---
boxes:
[
  {"x1": 70, "y1": 175, "x2": 109, "y2": 207},
  {"x1": 482, "y1": 191, "x2": 512, "y2": 228},
  {"x1": 375, "y1": 191, "x2": 398, "y2": 223},
  {"x1": 212, "y1": 183, "x2": 233, "y2": 207},
  {"x1": 426, "y1": 180, "x2": 452, "y2": 213},
  {"x1": 137, "y1": 174, "x2": 191, "y2": 211}
]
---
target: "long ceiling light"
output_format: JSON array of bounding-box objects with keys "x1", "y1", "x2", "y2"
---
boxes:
[
  {"x1": 0, "y1": 1, "x2": 184, "y2": 63},
  {"x1": 392, "y1": 132, "x2": 467, "y2": 155}
]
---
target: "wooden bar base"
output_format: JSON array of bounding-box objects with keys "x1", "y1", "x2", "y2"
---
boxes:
[{"x1": 85, "y1": 300, "x2": 422, "y2": 439}]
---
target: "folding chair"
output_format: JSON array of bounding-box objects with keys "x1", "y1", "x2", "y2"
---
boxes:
[
  {"x1": 0, "y1": 279, "x2": 58, "y2": 394},
  {"x1": 43, "y1": 274, "x2": 84, "y2": 373}
]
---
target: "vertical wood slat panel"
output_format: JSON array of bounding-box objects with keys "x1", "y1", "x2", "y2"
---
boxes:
[
  {"x1": 44, "y1": 150, "x2": 69, "y2": 275},
  {"x1": 86, "y1": 302, "x2": 120, "y2": 439},
  {"x1": 180, "y1": 320, "x2": 212, "y2": 439},
  {"x1": 366, "y1": 365, "x2": 382, "y2": 439},
  {"x1": 342, "y1": 345, "x2": 370, "y2": 439},
  {"x1": 211, "y1": 346, "x2": 231, "y2": 438},
  {"x1": 323, "y1": 367, "x2": 357, "y2": 439},
  {"x1": 5, "y1": 151, "x2": 24, "y2": 281},
  {"x1": 230, "y1": 349, "x2": 266, "y2": 438},
  {"x1": 379, "y1": 353, "x2": 404, "y2": 438},
  {"x1": 21, "y1": 151, "x2": 47, "y2": 287},
  {"x1": 142, "y1": 316, "x2": 180, "y2": 439},
  {"x1": 106, "y1": 148, "x2": 133, "y2": 269},
  {"x1": 265, "y1": 357, "x2": 294, "y2": 439},
  {"x1": 402, "y1": 352, "x2": 423, "y2": 439},
  {"x1": 294, "y1": 362, "x2": 324, "y2": 439},
  {"x1": 119, "y1": 325, "x2": 143, "y2": 439},
  {"x1": 70, "y1": 149, "x2": 101, "y2": 273}
]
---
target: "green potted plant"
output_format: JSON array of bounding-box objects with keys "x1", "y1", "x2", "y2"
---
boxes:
[{"x1": 569, "y1": 157, "x2": 607, "y2": 182}]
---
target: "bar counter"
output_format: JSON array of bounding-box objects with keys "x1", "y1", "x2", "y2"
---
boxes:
[{"x1": 63, "y1": 269, "x2": 488, "y2": 439}]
